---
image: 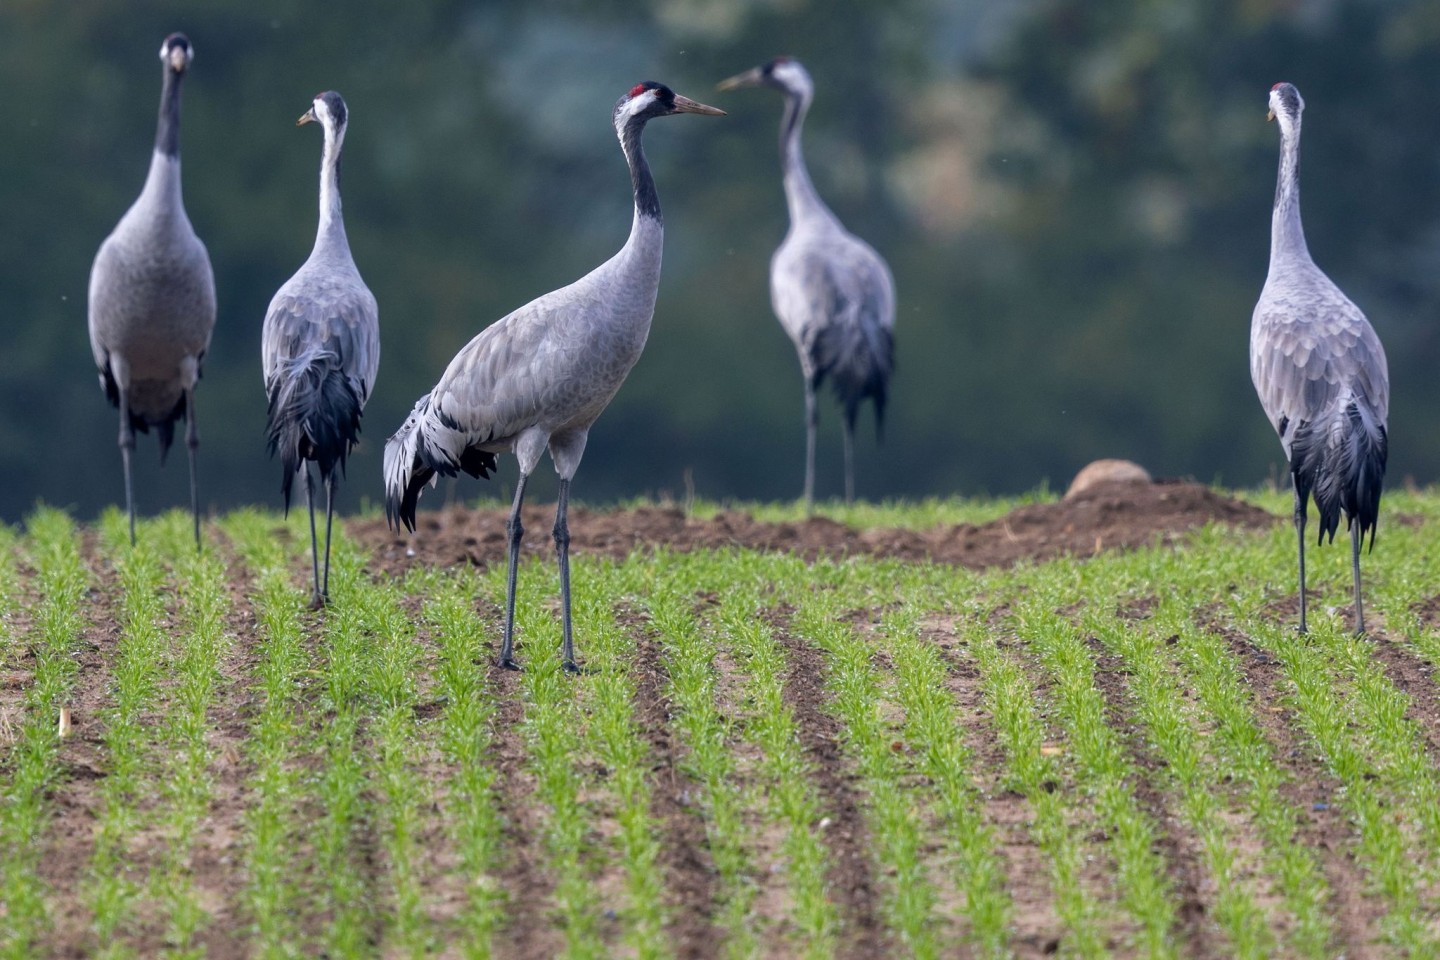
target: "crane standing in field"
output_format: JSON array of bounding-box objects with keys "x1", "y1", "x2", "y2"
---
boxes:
[
  {"x1": 384, "y1": 82, "x2": 724, "y2": 672},
  {"x1": 1251, "y1": 82, "x2": 1388, "y2": 634},
  {"x1": 718, "y1": 57, "x2": 895, "y2": 511},
  {"x1": 263, "y1": 91, "x2": 379, "y2": 609},
  {"x1": 88, "y1": 33, "x2": 216, "y2": 547}
]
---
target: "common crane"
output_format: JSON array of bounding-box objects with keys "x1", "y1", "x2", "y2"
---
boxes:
[
  {"x1": 383, "y1": 82, "x2": 723, "y2": 672},
  {"x1": 88, "y1": 33, "x2": 216, "y2": 547},
  {"x1": 262, "y1": 91, "x2": 379, "y2": 608},
  {"x1": 1251, "y1": 82, "x2": 1389, "y2": 634},
  {"x1": 718, "y1": 57, "x2": 895, "y2": 511}
]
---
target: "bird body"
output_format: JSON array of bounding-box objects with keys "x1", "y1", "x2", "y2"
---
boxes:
[
  {"x1": 405, "y1": 213, "x2": 661, "y2": 479},
  {"x1": 1250, "y1": 82, "x2": 1388, "y2": 633},
  {"x1": 263, "y1": 91, "x2": 379, "y2": 607},
  {"x1": 88, "y1": 33, "x2": 216, "y2": 546},
  {"x1": 720, "y1": 57, "x2": 894, "y2": 509},
  {"x1": 384, "y1": 82, "x2": 723, "y2": 671}
]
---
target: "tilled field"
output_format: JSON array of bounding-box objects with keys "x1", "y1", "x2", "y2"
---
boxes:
[{"x1": 4, "y1": 483, "x2": 1440, "y2": 958}]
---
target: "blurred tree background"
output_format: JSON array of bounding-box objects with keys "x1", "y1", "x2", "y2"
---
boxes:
[{"x1": 3, "y1": 0, "x2": 1440, "y2": 523}]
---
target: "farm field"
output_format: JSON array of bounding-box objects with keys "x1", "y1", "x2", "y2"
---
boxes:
[{"x1": 4, "y1": 481, "x2": 1440, "y2": 958}]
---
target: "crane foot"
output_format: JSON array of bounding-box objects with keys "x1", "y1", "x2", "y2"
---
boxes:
[{"x1": 498, "y1": 657, "x2": 523, "y2": 672}]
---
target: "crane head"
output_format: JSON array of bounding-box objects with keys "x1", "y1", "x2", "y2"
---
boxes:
[
  {"x1": 298, "y1": 90, "x2": 349, "y2": 131},
  {"x1": 1267, "y1": 82, "x2": 1303, "y2": 125},
  {"x1": 717, "y1": 56, "x2": 812, "y2": 100},
  {"x1": 160, "y1": 33, "x2": 192, "y2": 75},
  {"x1": 613, "y1": 82, "x2": 725, "y2": 131}
]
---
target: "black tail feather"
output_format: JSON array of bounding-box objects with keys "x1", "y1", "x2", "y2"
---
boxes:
[
  {"x1": 1291, "y1": 399, "x2": 1387, "y2": 550},
  {"x1": 813, "y1": 322, "x2": 893, "y2": 442},
  {"x1": 382, "y1": 395, "x2": 498, "y2": 533},
  {"x1": 266, "y1": 361, "x2": 364, "y2": 512}
]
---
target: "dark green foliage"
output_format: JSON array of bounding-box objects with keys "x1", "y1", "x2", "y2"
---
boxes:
[{"x1": 4, "y1": 1, "x2": 1440, "y2": 521}]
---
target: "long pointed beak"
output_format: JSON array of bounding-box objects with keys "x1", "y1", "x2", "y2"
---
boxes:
[
  {"x1": 297, "y1": 107, "x2": 318, "y2": 127},
  {"x1": 672, "y1": 94, "x2": 726, "y2": 117},
  {"x1": 717, "y1": 66, "x2": 764, "y2": 91},
  {"x1": 1266, "y1": 108, "x2": 1275, "y2": 122},
  {"x1": 169, "y1": 48, "x2": 188, "y2": 73}
]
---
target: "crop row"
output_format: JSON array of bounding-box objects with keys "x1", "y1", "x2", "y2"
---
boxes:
[{"x1": 2, "y1": 497, "x2": 1440, "y2": 956}]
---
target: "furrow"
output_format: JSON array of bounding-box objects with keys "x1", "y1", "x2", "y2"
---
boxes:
[{"x1": 622, "y1": 600, "x2": 722, "y2": 959}]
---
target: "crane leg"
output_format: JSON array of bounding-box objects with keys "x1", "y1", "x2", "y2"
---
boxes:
[
  {"x1": 1292, "y1": 478, "x2": 1308, "y2": 635},
  {"x1": 322, "y1": 471, "x2": 336, "y2": 603},
  {"x1": 118, "y1": 394, "x2": 137, "y2": 547},
  {"x1": 842, "y1": 418, "x2": 855, "y2": 506},
  {"x1": 803, "y1": 382, "x2": 818, "y2": 514},
  {"x1": 554, "y1": 478, "x2": 581, "y2": 674},
  {"x1": 303, "y1": 464, "x2": 324, "y2": 610},
  {"x1": 185, "y1": 387, "x2": 201, "y2": 550},
  {"x1": 1350, "y1": 521, "x2": 1365, "y2": 635},
  {"x1": 499, "y1": 473, "x2": 529, "y2": 671}
]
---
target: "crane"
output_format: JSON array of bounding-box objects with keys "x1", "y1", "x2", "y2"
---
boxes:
[
  {"x1": 263, "y1": 91, "x2": 380, "y2": 609},
  {"x1": 383, "y1": 81, "x2": 723, "y2": 672},
  {"x1": 1251, "y1": 82, "x2": 1389, "y2": 634},
  {"x1": 718, "y1": 57, "x2": 895, "y2": 511},
  {"x1": 88, "y1": 33, "x2": 216, "y2": 547}
]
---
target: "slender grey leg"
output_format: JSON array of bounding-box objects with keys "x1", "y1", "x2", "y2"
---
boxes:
[
  {"x1": 554, "y1": 479, "x2": 579, "y2": 673},
  {"x1": 803, "y1": 382, "x2": 818, "y2": 514},
  {"x1": 303, "y1": 465, "x2": 323, "y2": 609},
  {"x1": 185, "y1": 387, "x2": 201, "y2": 549},
  {"x1": 118, "y1": 395, "x2": 137, "y2": 547},
  {"x1": 1351, "y1": 522, "x2": 1365, "y2": 635},
  {"x1": 322, "y1": 471, "x2": 336, "y2": 602},
  {"x1": 499, "y1": 473, "x2": 529, "y2": 670},
  {"x1": 1293, "y1": 478, "x2": 1308, "y2": 635},
  {"x1": 842, "y1": 418, "x2": 855, "y2": 506}
]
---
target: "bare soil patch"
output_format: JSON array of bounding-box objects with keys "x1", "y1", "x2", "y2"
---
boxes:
[{"x1": 350, "y1": 480, "x2": 1277, "y2": 578}]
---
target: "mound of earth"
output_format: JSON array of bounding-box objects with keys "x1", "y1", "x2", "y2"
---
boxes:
[{"x1": 350, "y1": 479, "x2": 1276, "y2": 578}]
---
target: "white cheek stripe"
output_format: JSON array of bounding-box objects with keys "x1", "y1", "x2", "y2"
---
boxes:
[{"x1": 626, "y1": 90, "x2": 657, "y2": 118}]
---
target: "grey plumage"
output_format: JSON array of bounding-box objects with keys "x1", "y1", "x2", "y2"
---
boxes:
[
  {"x1": 263, "y1": 91, "x2": 379, "y2": 608},
  {"x1": 1251, "y1": 82, "x2": 1389, "y2": 634},
  {"x1": 384, "y1": 82, "x2": 723, "y2": 672},
  {"x1": 88, "y1": 33, "x2": 216, "y2": 547},
  {"x1": 718, "y1": 57, "x2": 895, "y2": 510}
]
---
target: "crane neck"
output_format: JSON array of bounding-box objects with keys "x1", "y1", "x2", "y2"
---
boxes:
[
  {"x1": 136, "y1": 65, "x2": 188, "y2": 216},
  {"x1": 314, "y1": 122, "x2": 349, "y2": 255},
  {"x1": 778, "y1": 90, "x2": 837, "y2": 230},
  {"x1": 1269, "y1": 120, "x2": 1310, "y2": 268},
  {"x1": 611, "y1": 114, "x2": 664, "y2": 300},
  {"x1": 620, "y1": 115, "x2": 663, "y2": 226},
  {"x1": 154, "y1": 64, "x2": 185, "y2": 158}
]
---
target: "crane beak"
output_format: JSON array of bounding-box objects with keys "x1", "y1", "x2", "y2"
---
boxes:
[
  {"x1": 297, "y1": 107, "x2": 318, "y2": 127},
  {"x1": 671, "y1": 94, "x2": 726, "y2": 116},
  {"x1": 168, "y1": 47, "x2": 189, "y2": 73},
  {"x1": 1266, "y1": 107, "x2": 1275, "y2": 122},
  {"x1": 717, "y1": 67, "x2": 764, "y2": 91}
]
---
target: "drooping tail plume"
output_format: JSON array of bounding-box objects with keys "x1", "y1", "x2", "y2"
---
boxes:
[
  {"x1": 266, "y1": 357, "x2": 364, "y2": 511},
  {"x1": 383, "y1": 394, "x2": 497, "y2": 532},
  {"x1": 1291, "y1": 395, "x2": 1387, "y2": 549}
]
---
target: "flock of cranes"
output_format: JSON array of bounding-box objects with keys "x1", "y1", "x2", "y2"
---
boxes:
[{"x1": 87, "y1": 36, "x2": 1390, "y2": 668}]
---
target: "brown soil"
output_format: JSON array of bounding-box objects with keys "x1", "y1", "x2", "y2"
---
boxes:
[{"x1": 349, "y1": 479, "x2": 1277, "y2": 577}]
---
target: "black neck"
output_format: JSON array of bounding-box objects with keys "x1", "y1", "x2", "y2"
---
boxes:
[
  {"x1": 621, "y1": 116, "x2": 661, "y2": 223},
  {"x1": 155, "y1": 66, "x2": 184, "y2": 157},
  {"x1": 779, "y1": 91, "x2": 804, "y2": 163}
]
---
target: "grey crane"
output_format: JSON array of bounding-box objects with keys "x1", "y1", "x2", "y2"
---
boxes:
[
  {"x1": 718, "y1": 57, "x2": 895, "y2": 511},
  {"x1": 1251, "y1": 82, "x2": 1389, "y2": 634},
  {"x1": 88, "y1": 33, "x2": 217, "y2": 547},
  {"x1": 263, "y1": 91, "x2": 380, "y2": 609},
  {"x1": 383, "y1": 82, "x2": 723, "y2": 672}
]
